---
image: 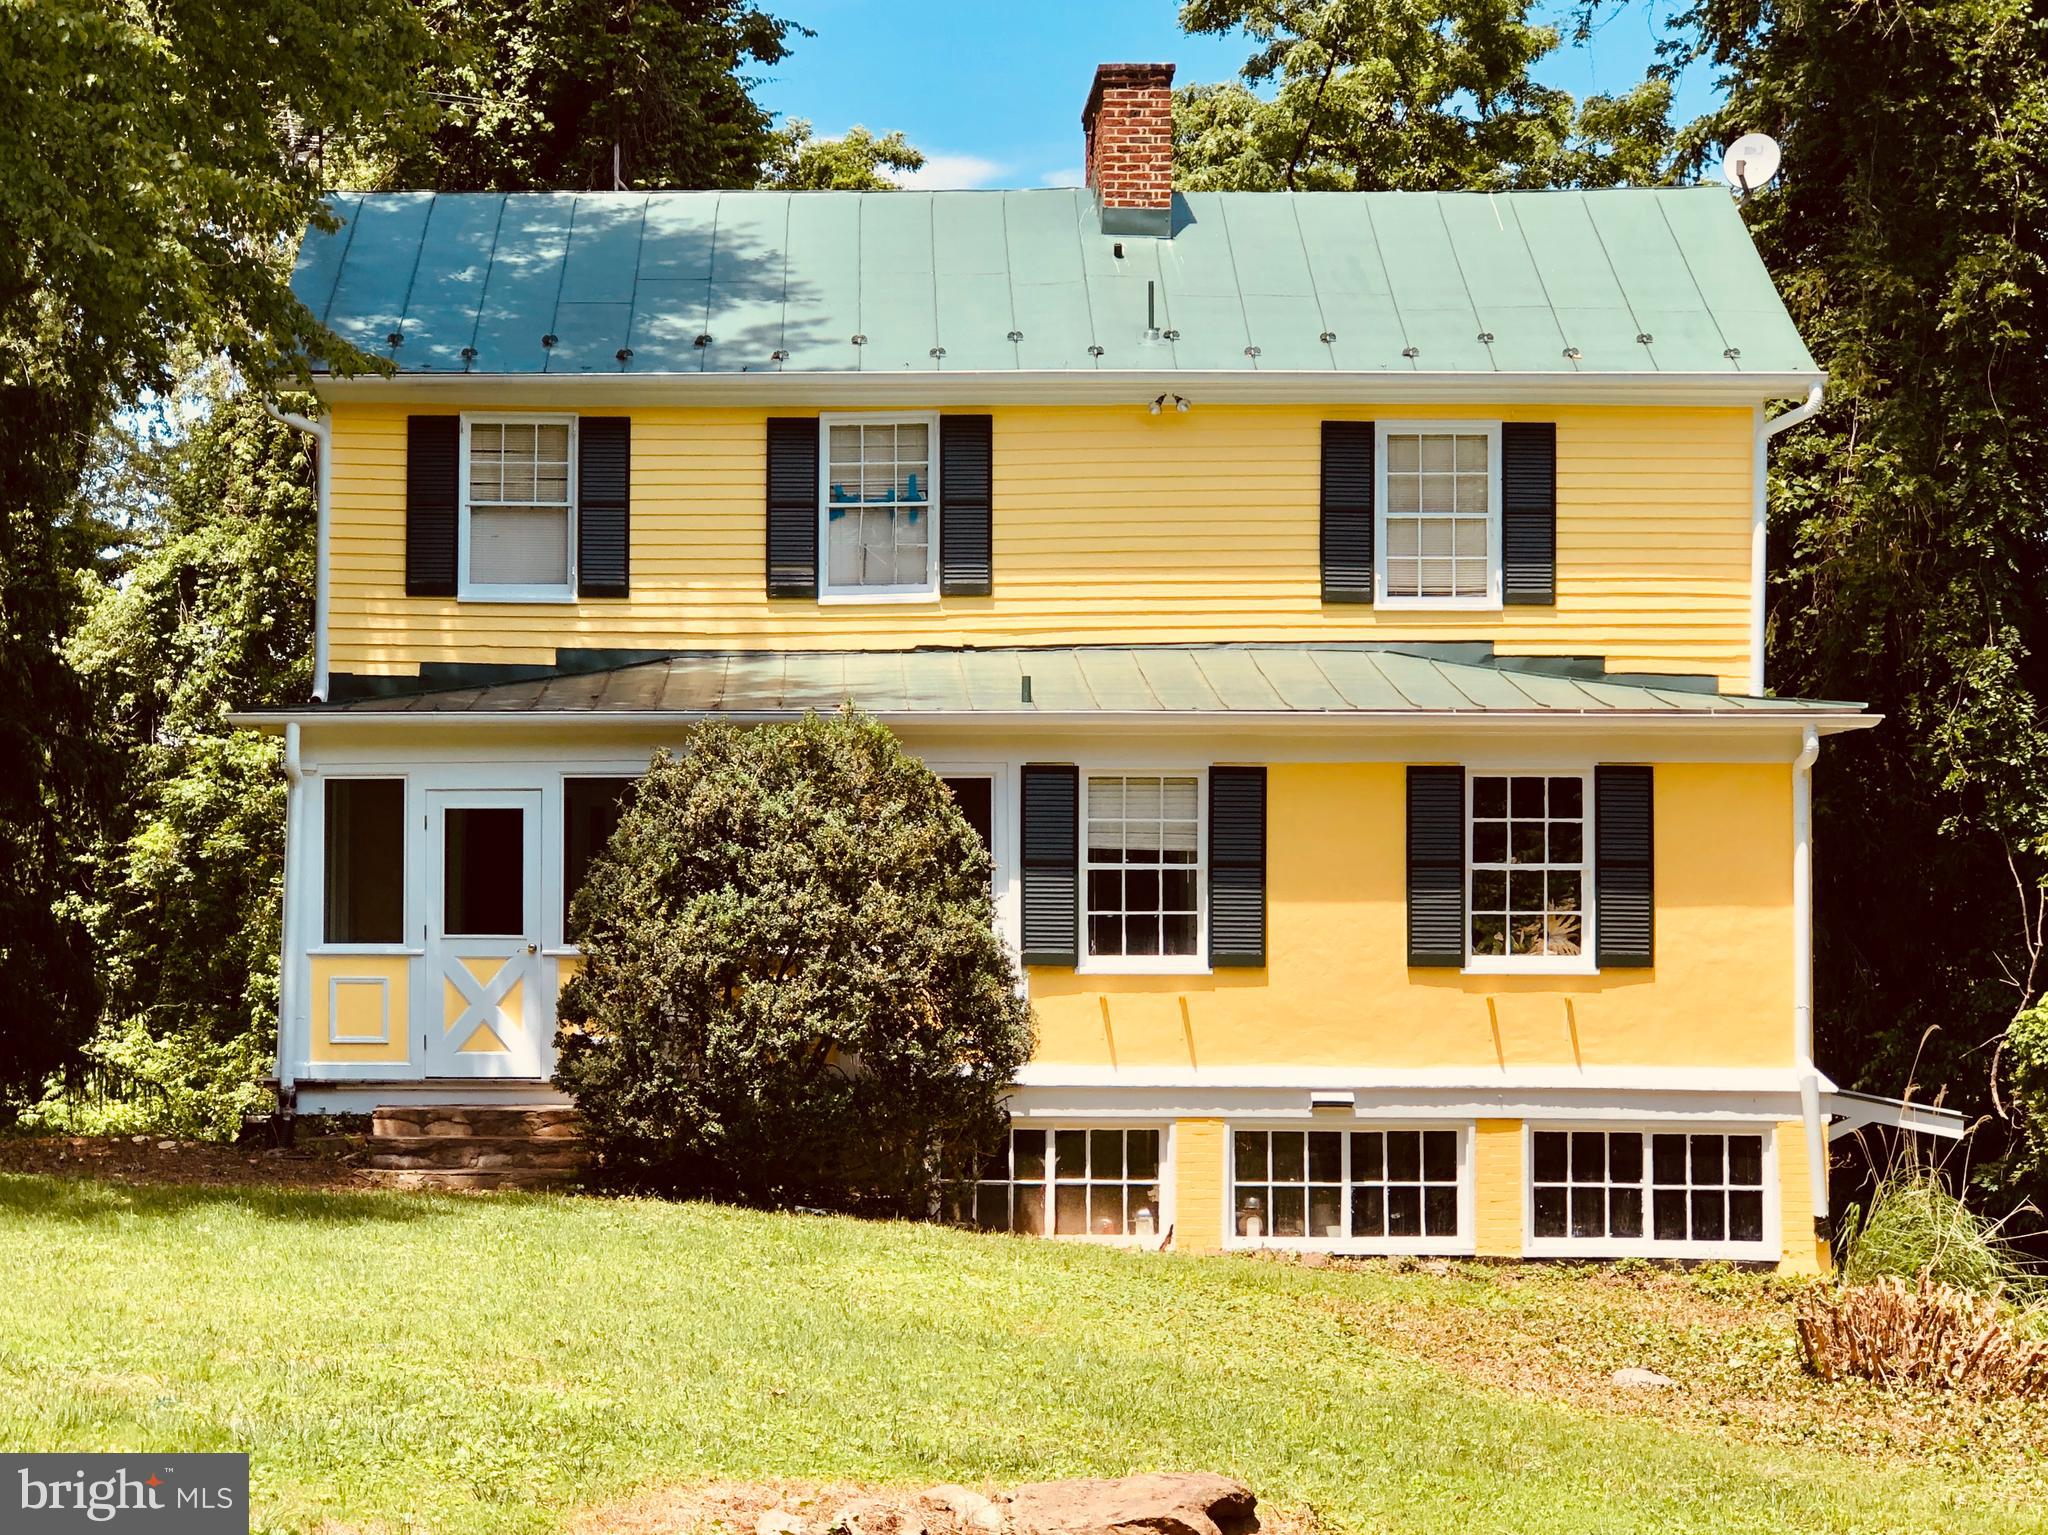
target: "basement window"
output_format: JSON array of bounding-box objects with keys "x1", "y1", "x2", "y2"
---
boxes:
[
  {"x1": 462, "y1": 415, "x2": 576, "y2": 600},
  {"x1": 965, "y1": 1126, "x2": 1164, "y2": 1240},
  {"x1": 819, "y1": 413, "x2": 938, "y2": 600},
  {"x1": 1231, "y1": 1126, "x2": 1469, "y2": 1253},
  {"x1": 1528, "y1": 1128, "x2": 1771, "y2": 1257},
  {"x1": 323, "y1": 778, "x2": 405, "y2": 945}
]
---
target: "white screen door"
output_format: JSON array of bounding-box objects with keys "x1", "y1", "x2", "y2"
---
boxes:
[{"x1": 422, "y1": 789, "x2": 547, "y2": 1077}]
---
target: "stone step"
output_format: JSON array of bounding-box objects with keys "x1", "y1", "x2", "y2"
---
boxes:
[
  {"x1": 365, "y1": 1134, "x2": 587, "y2": 1172},
  {"x1": 371, "y1": 1105, "x2": 583, "y2": 1141},
  {"x1": 364, "y1": 1167, "x2": 579, "y2": 1192}
]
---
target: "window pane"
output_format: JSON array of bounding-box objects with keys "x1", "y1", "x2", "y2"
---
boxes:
[
  {"x1": 1691, "y1": 1189, "x2": 1726, "y2": 1242},
  {"x1": 1272, "y1": 1186, "x2": 1305, "y2": 1237},
  {"x1": 1235, "y1": 1131, "x2": 1267, "y2": 1182},
  {"x1": 1653, "y1": 1133, "x2": 1688, "y2": 1185},
  {"x1": 1728, "y1": 1135, "x2": 1765, "y2": 1187},
  {"x1": 1090, "y1": 1185, "x2": 1126, "y2": 1236},
  {"x1": 1272, "y1": 1132, "x2": 1306, "y2": 1182},
  {"x1": 1309, "y1": 1186, "x2": 1343, "y2": 1238},
  {"x1": 1352, "y1": 1185, "x2": 1385, "y2": 1237},
  {"x1": 1387, "y1": 1186, "x2": 1421, "y2": 1237},
  {"x1": 974, "y1": 1184, "x2": 1007, "y2": 1231},
  {"x1": 1127, "y1": 1131, "x2": 1160, "y2": 1182},
  {"x1": 1570, "y1": 1187, "x2": 1605, "y2": 1238},
  {"x1": 1090, "y1": 1129, "x2": 1123, "y2": 1180},
  {"x1": 1730, "y1": 1190, "x2": 1765, "y2": 1243},
  {"x1": 1424, "y1": 1186, "x2": 1459, "y2": 1237},
  {"x1": 1016, "y1": 1184, "x2": 1046, "y2": 1235},
  {"x1": 469, "y1": 506, "x2": 569, "y2": 587},
  {"x1": 1608, "y1": 1132, "x2": 1643, "y2": 1185},
  {"x1": 1691, "y1": 1135, "x2": 1725, "y2": 1187},
  {"x1": 1237, "y1": 1188, "x2": 1268, "y2": 1236},
  {"x1": 1012, "y1": 1129, "x2": 1045, "y2": 1180},
  {"x1": 1054, "y1": 1129, "x2": 1086, "y2": 1179},
  {"x1": 1386, "y1": 1131, "x2": 1421, "y2": 1183},
  {"x1": 324, "y1": 779, "x2": 405, "y2": 944},
  {"x1": 1351, "y1": 1132, "x2": 1383, "y2": 1181},
  {"x1": 1534, "y1": 1186, "x2": 1567, "y2": 1238},
  {"x1": 1609, "y1": 1187, "x2": 1644, "y2": 1239},
  {"x1": 1423, "y1": 1130, "x2": 1457, "y2": 1183},
  {"x1": 1473, "y1": 777, "x2": 1507, "y2": 817},
  {"x1": 1532, "y1": 1131, "x2": 1568, "y2": 1184},
  {"x1": 1308, "y1": 1131, "x2": 1342, "y2": 1183},
  {"x1": 1571, "y1": 1131, "x2": 1606, "y2": 1183},
  {"x1": 563, "y1": 777, "x2": 636, "y2": 929},
  {"x1": 1054, "y1": 1185, "x2": 1088, "y2": 1235},
  {"x1": 443, "y1": 806, "x2": 525, "y2": 936},
  {"x1": 1653, "y1": 1189, "x2": 1688, "y2": 1241}
]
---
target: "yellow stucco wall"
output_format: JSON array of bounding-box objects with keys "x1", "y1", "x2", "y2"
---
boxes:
[
  {"x1": 308, "y1": 955, "x2": 411, "y2": 1065},
  {"x1": 1172, "y1": 1118, "x2": 1227, "y2": 1252},
  {"x1": 324, "y1": 402, "x2": 1757, "y2": 689},
  {"x1": 1029, "y1": 761, "x2": 1794, "y2": 1073},
  {"x1": 1472, "y1": 1119, "x2": 1525, "y2": 1257}
]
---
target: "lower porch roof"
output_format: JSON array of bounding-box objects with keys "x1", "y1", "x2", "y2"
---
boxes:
[{"x1": 235, "y1": 643, "x2": 1872, "y2": 731}]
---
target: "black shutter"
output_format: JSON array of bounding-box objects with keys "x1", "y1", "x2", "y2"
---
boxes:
[
  {"x1": 1407, "y1": 766, "x2": 1465, "y2": 967},
  {"x1": 1321, "y1": 420, "x2": 1375, "y2": 602},
  {"x1": 1502, "y1": 422, "x2": 1557, "y2": 606},
  {"x1": 1595, "y1": 765, "x2": 1654, "y2": 968},
  {"x1": 405, "y1": 415, "x2": 459, "y2": 597},
  {"x1": 766, "y1": 417, "x2": 819, "y2": 598},
  {"x1": 577, "y1": 416, "x2": 630, "y2": 597},
  {"x1": 1209, "y1": 766, "x2": 1267, "y2": 967},
  {"x1": 939, "y1": 414, "x2": 992, "y2": 596},
  {"x1": 1020, "y1": 765, "x2": 1078, "y2": 966}
]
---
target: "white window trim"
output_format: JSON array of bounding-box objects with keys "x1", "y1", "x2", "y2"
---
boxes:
[
  {"x1": 1373, "y1": 419, "x2": 1503, "y2": 611},
  {"x1": 974, "y1": 1122, "x2": 1175, "y2": 1246},
  {"x1": 1520, "y1": 1121, "x2": 1780, "y2": 1261},
  {"x1": 458, "y1": 412, "x2": 579, "y2": 603},
  {"x1": 1463, "y1": 767, "x2": 1597, "y2": 976},
  {"x1": 817, "y1": 410, "x2": 942, "y2": 603},
  {"x1": 1223, "y1": 1120, "x2": 1477, "y2": 1256},
  {"x1": 1076, "y1": 768, "x2": 1209, "y2": 977}
]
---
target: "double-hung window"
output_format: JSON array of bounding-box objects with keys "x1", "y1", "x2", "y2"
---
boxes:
[
  {"x1": 1467, "y1": 772, "x2": 1589, "y2": 970},
  {"x1": 820, "y1": 412, "x2": 938, "y2": 600},
  {"x1": 1376, "y1": 423, "x2": 1500, "y2": 607},
  {"x1": 1084, "y1": 773, "x2": 1202, "y2": 969},
  {"x1": 462, "y1": 415, "x2": 576, "y2": 599}
]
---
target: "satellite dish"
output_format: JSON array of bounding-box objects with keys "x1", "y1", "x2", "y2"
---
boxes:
[{"x1": 1722, "y1": 133, "x2": 1782, "y2": 196}]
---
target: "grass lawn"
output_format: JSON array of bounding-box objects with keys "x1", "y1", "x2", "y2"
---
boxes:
[{"x1": 0, "y1": 1172, "x2": 2039, "y2": 1535}]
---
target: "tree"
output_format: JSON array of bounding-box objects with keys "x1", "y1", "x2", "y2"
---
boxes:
[
  {"x1": 0, "y1": 0, "x2": 430, "y2": 1102},
  {"x1": 1657, "y1": 0, "x2": 2048, "y2": 1209},
  {"x1": 760, "y1": 121, "x2": 926, "y2": 190},
  {"x1": 1173, "y1": 0, "x2": 1674, "y2": 190},
  {"x1": 381, "y1": 0, "x2": 798, "y2": 191},
  {"x1": 555, "y1": 712, "x2": 1034, "y2": 1210}
]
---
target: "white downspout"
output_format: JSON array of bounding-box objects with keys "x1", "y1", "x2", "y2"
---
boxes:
[
  {"x1": 1793, "y1": 724, "x2": 1828, "y2": 1240},
  {"x1": 1749, "y1": 383, "x2": 1825, "y2": 696},
  {"x1": 264, "y1": 404, "x2": 331, "y2": 702},
  {"x1": 277, "y1": 721, "x2": 305, "y2": 1108}
]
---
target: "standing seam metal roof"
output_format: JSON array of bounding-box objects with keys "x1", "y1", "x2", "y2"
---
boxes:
[{"x1": 291, "y1": 186, "x2": 1816, "y2": 379}]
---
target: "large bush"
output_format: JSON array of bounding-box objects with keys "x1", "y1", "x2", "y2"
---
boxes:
[{"x1": 554, "y1": 711, "x2": 1033, "y2": 1211}]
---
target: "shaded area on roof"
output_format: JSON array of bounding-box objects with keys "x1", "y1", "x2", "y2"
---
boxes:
[
  {"x1": 286, "y1": 644, "x2": 1863, "y2": 718},
  {"x1": 291, "y1": 187, "x2": 1816, "y2": 379}
]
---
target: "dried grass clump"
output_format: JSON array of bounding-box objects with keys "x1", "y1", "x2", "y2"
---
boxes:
[{"x1": 1797, "y1": 1275, "x2": 2048, "y2": 1398}]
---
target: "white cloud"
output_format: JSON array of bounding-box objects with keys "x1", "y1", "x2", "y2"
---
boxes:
[
  {"x1": 893, "y1": 154, "x2": 1006, "y2": 191},
  {"x1": 1039, "y1": 166, "x2": 1084, "y2": 188}
]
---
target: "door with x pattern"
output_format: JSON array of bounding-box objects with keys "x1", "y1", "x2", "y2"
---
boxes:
[{"x1": 422, "y1": 789, "x2": 547, "y2": 1078}]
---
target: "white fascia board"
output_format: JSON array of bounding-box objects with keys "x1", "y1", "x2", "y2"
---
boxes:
[
  {"x1": 1011, "y1": 1063, "x2": 1831, "y2": 1094},
  {"x1": 1823, "y1": 1090, "x2": 1968, "y2": 1142},
  {"x1": 310, "y1": 368, "x2": 1827, "y2": 411}
]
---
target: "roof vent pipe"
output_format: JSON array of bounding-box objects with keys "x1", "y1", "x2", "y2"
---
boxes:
[{"x1": 1146, "y1": 280, "x2": 1161, "y2": 342}]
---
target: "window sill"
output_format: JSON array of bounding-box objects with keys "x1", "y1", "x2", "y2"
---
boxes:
[
  {"x1": 309, "y1": 945, "x2": 425, "y2": 958},
  {"x1": 1522, "y1": 1238, "x2": 1776, "y2": 1261},
  {"x1": 1075, "y1": 958, "x2": 1212, "y2": 977},
  {"x1": 817, "y1": 589, "x2": 943, "y2": 606},
  {"x1": 1463, "y1": 958, "x2": 1599, "y2": 978},
  {"x1": 456, "y1": 589, "x2": 579, "y2": 605},
  {"x1": 1373, "y1": 596, "x2": 1505, "y2": 613},
  {"x1": 1224, "y1": 1237, "x2": 1476, "y2": 1257}
]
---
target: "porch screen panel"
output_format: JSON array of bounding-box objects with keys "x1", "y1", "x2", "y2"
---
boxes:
[{"x1": 324, "y1": 779, "x2": 405, "y2": 944}]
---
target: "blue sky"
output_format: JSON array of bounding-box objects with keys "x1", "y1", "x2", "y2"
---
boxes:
[{"x1": 752, "y1": 1, "x2": 1722, "y2": 190}]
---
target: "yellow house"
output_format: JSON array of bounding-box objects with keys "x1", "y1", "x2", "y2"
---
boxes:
[{"x1": 244, "y1": 63, "x2": 1958, "y2": 1270}]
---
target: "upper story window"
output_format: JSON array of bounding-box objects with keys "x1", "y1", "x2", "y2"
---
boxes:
[
  {"x1": 1377, "y1": 423, "x2": 1500, "y2": 608},
  {"x1": 1085, "y1": 773, "x2": 1202, "y2": 970},
  {"x1": 820, "y1": 412, "x2": 937, "y2": 601},
  {"x1": 1467, "y1": 772, "x2": 1587, "y2": 971},
  {"x1": 462, "y1": 415, "x2": 575, "y2": 600}
]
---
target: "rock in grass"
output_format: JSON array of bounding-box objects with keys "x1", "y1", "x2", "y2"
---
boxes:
[
  {"x1": 1610, "y1": 1366, "x2": 1677, "y2": 1389},
  {"x1": 925, "y1": 1486, "x2": 1004, "y2": 1535},
  {"x1": 757, "y1": 1512, "x2": 810, "y2": 1535},
  {"x1": 1002, "y1": 1473, "x2": 1258, "y2": 1535}
]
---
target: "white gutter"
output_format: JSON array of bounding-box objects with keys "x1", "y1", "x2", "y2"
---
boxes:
[
  {"x1": 1749, "y1": 383, "x2": 1826, "y2": 695},
  {"x1": 1793, "y1": 723, "x2": 1828, "y2": 1228},
  {"x1": 264, "y1": 404, "x2": 331, "y2": 702},
  {"x1": 275, "y1": 722, "x2": 304, "y2": 1106}
]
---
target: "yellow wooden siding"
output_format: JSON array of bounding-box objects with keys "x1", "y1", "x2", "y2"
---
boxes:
[
  {"x1": 1776, "y1": 1120, "x2": 1830, "y2": 1274},
  {"x1": 1172, "y1": 1118, "x2": 1227, "y2": 1251},
  {"x1": 1472, "y1": 1119, "x2": 1525, "y2": 1257},
  {"x1": 308, "y1": 955, "x2": 410, "y2": 1065},
  {"x1": 1029, "y1": 762, "x2": 1794, "y2": 1073},
  {"x1": 325, "y1": 402, "x2": 1756, "y2": 689}
]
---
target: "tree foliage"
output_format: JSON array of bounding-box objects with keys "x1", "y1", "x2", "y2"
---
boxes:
[
  {"x1": 380, "y1": 0, "x2": 798, "y2": 190},
  {"x1": 1174, "y1": 0, "x2": 1673, "y2": 189},
  {"x1": 1658, "y1": 0, "x2": 2048, "y2": 1203},
  {"x1": 555, "y1": 713, "x2": 1034, "y2": 1210},
  {"x1": 760, "y1": 121, "x2": 926, "y2": 190},
  {"x1": 0, "y1": 0, "x2": 429, "y2": 1100}
]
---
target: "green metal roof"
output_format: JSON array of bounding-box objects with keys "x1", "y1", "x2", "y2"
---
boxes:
[
  {"x1": 284, "y1": 645, "x2": 1863, "y2": 720},
  {"x1": 291, "y1": 187, "x2": 1816, "y2": 380}
]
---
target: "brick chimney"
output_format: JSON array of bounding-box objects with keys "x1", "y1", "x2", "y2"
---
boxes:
[{"x1": 1082, "y1": 62, "x2": 1176, "y2": 236}]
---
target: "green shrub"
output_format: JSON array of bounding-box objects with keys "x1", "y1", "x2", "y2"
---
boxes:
[
  {"x1": 20, "y1": 1015, "x2": 272, "y2": 1140},
  {"x1": 1837, "y1": 1166, "x2": 2015, "y2": 1295},
  {"x1": 554, "y1": 711, "x2": 1034, "y2": 1212}
]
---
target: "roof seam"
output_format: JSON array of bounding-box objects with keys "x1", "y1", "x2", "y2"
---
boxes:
[
  {"x1": 1358, "y1": 199, "x2": 1416, "y2": 369},
  {"x1": 1432, "y1": 198, "x2": 1494, "y2": 374},
  {"x1": 1578, "y1": 197, "x2": 1655, "y2": 373},
  {"x1": 464, "y1": 196, "x2": 509, "y2": 368},
  {"x1": 1653, "y1": 195, "x2": 1739, "y2": 366},
  {"x1": 544, "y1": 197, "x2": 578, "y2": 375},
  {"x1": 389, "y1": 195, "x2": 433, "y2": 356}
]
